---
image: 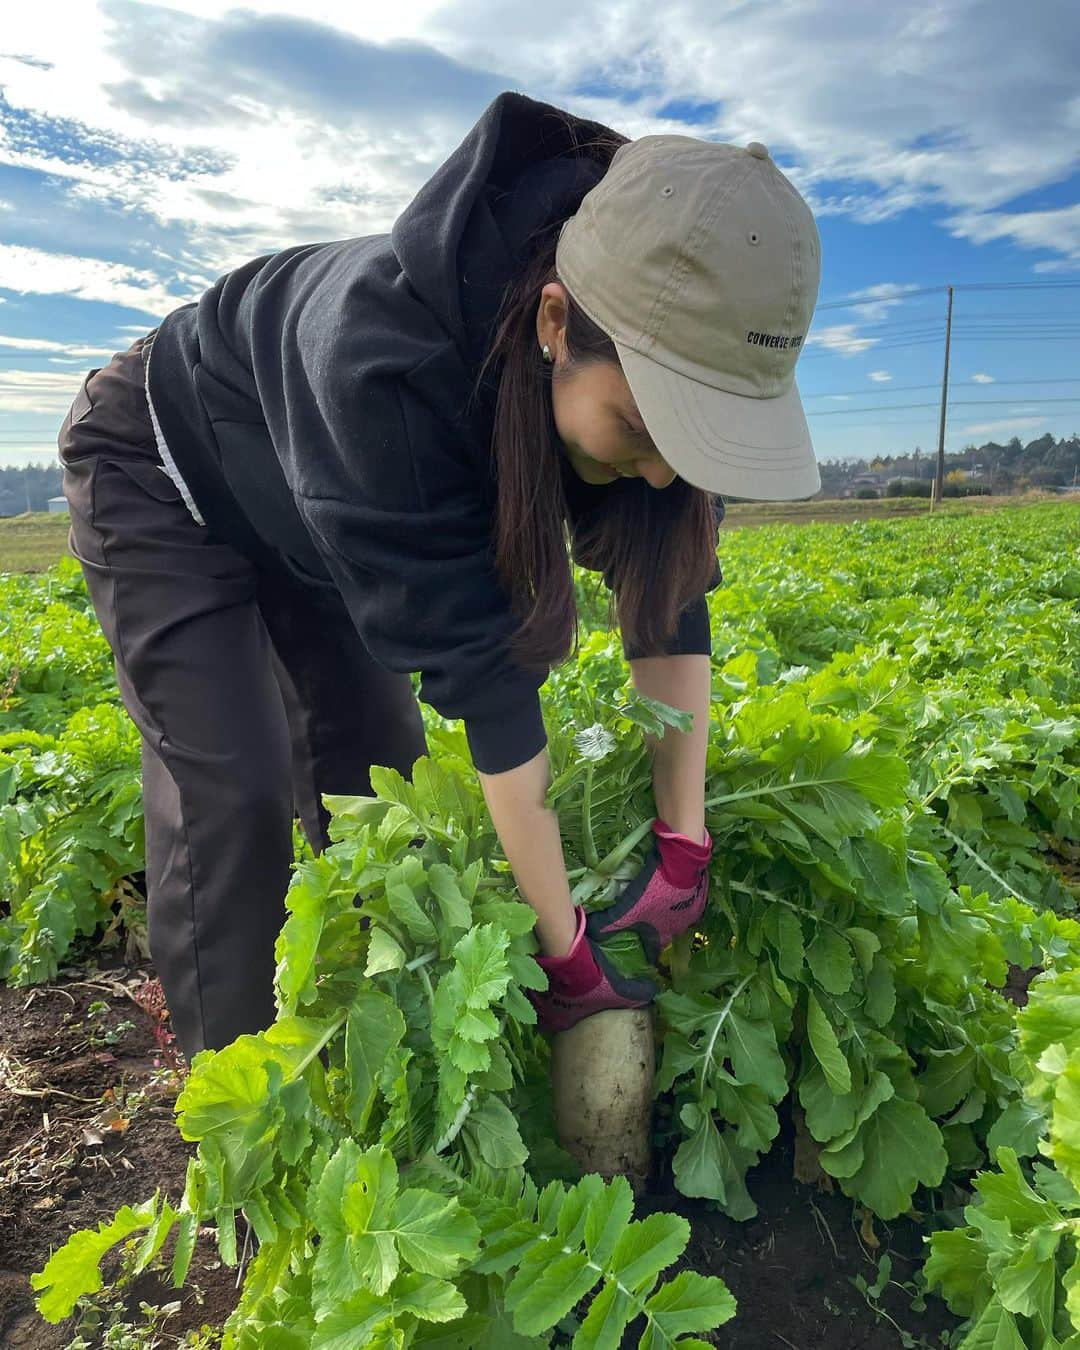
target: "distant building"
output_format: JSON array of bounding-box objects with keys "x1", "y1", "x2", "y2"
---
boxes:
[
  {"x1": 840, "y1": 472, "x2": 884, "y2": 498},
  {"x1": 47, "y1": 497, "x2": 69, "y2": 514}
]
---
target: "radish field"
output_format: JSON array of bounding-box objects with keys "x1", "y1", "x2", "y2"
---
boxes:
[{"x1": 2, "y1": 499, "x2": 1079, "y2": 1348}]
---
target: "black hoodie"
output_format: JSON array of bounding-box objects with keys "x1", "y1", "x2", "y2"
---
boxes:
[{"x1": 144, "y1": 90, "x2": 723, "y2": 775}]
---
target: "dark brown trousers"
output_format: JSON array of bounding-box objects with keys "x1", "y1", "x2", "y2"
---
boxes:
[{"x1": 57, "y1": 335, "x2": 429, "y2": 1062}]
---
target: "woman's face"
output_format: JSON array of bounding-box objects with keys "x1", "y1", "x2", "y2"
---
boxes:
[{"x1": 537, "y1": 284, "x2": 678, "y2": 490}]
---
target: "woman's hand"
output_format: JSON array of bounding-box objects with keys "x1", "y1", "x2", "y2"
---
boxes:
[
  {"x1": 527, "y1": 904, "x2": 658, "y2": 1035},
  {"x1": 585, "y1": 818, "x2": 712, "y2": 964}
]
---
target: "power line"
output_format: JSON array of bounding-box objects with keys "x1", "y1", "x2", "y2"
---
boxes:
[
  {"x1": 918, "y1": 310, "x2": 1080, "y2": 321},
  {"x1": 950, "y1": 334, "x2": 1080, "y2": 341},
  {"x1": 801, "y1": 334, "x2": 1080, "y2": 358},
  {"x1": 816, "y1": 279, "x2": 1080, "y2": 310},
  {"x1": 802, "y1": 377, "x2": 1080, "y2": 399},
  {"x1": 950, "y1": 325, "x2": 1080, "y2": 332},
  {"x1": 815, "y1": 320, "x2": 1080, "y2": 336},
  {"x1": 806, "y1": 397, "x2": 1080, "y2": 417},
  {"x1": 820, "y1": 418, "x2": 1062, "y2": 430},
  {"x1": 809, "y1": 326, "x2": 1080, "y2": 342},
  {"x1": 809, "y1": 335, "x2": 1080, "y2": 352},
  {"x1": 815, "y1": 286, "x2": 945, "y2": 311},
  {"x1": 956, "y1": 280, "x2": 1080, "y2": 291}
]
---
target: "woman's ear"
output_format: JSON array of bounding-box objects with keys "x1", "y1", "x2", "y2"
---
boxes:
[{"x1": 536, "y1": 282, "x2": 569, "y2": 357}]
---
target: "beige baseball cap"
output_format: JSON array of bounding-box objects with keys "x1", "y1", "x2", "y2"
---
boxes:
[{"x1": 556, "y1": 135, "x2": 822, "y2": 500}]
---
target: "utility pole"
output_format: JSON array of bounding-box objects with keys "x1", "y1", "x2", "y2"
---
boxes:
[{"x1": 934, "y1": 286, "x2": 954, "y2": 506}]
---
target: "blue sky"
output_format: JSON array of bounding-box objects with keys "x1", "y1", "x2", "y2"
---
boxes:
[{"x1": 0, "y1": 0, "x2": 1078, "y2": 472}]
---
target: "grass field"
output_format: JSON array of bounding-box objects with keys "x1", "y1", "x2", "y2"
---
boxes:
[
  {"x1": 0, "y1": 512, "x2": 72, "y2": 573},
  {"x1": 0, "y1": 490, "x2": 1068, "y2": 574},
  {"x1": 721, "y1": 487, "x2": 1069, "y2": 529}
]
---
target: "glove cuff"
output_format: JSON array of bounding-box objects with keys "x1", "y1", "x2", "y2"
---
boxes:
[
  {"x1": 535, "y1": 906, "x2": 601, "y2": 996},
  {"x1": 653, "y1": 817, "x2": 712, "y2": 887}
]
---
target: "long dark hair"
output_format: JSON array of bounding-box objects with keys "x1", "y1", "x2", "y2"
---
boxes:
[{"x1": 471, "y1": 124, "x2": 721, "y2": 676}]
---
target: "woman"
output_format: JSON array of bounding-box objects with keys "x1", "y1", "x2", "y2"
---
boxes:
[{"x1": 56, "y1": 91, "x2": 821, "y2": 1062}]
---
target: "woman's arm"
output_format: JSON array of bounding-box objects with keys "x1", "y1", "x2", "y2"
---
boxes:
[
  {"x1": 476, "y1": 655, "x2": 711, "y2": 960},
  {"x1": 629, "y1": 653, "x2": 711, "y2": 845},
  {"x1": 477, "y1": 747, "x2": 578, "y2": 957}
]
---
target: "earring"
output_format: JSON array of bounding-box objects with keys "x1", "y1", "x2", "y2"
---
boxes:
[{"x1": 542, "y1": 344, "x2": 553, "y2": 363}]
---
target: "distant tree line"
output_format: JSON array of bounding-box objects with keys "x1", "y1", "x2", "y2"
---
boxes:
[
  {"x1": 0, "y1": 463, "x2": 66, "y2": 516},
  {"x1": 815, "y1": 432, "x2": 1080, "y2": 499}
]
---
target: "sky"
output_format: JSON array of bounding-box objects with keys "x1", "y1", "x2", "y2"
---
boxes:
[{"x1": 0, "y1": 0, "x2": 1078, "y2": 473}]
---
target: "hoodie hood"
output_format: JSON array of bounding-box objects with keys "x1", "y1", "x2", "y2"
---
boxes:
[
  {"x1": 390, "y1": 90, "x2": 624, "y2": 370},
  {"x1": 141, "y1": 90, "x2": 724, "y2": 784}
]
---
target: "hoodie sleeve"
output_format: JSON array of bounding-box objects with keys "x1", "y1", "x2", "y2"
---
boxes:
[{"x1": 287, "y1": 371, "x2": 549, "y2": 776}]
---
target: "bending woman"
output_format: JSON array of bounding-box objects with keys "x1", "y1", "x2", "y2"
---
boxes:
[{"x1": 56, "y1": 90, "x2": 822, "y2": 1062}]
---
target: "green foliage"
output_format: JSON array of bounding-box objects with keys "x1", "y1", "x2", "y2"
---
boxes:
[
  {"x1": 29, "y1": 742, "x2": 736, "y2": 1346},
  {"x1": 923, "y1": 967, "x2": 1080, "y2": 1347},
  {"x1": 12, "y1": 502, "x2": 1080, "y2": 1344},
  {"x1": 0, "y1": 560, "x2": 146, "y2": 981}
]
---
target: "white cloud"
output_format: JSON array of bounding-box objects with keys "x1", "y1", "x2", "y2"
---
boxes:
[
  {"x1": 804, "y1": 324, "x2": 880, "y2": 356},
  {"x1": 826, "y1": 394, "x2": 852, "y2": 401},
  {"x1": 0, "y1": 244, "x2": 186, "y2": 314},
  {"x1": 0, "y1": 6, "x2": 500, "y2": 275},
  {"x1": 841, "y1": 283, "x2": 925, "y2": 323},
  {"x1": 0, "y1": 368, "x2": 92, "y2": 415},
  {"x1": 959, "y1": 416, "x2": 1048, "y2": 436},
  {"x1": 428, "y1": 2, "x2": 1079, "y2": 241},
  {"x1": 0, "y1": 0, "x2": 1076, "y2": 282},
  {"x1": 805, "y1": 286, "x2": 923, "y2": 363},
  {"x1": 1031, "y1": 256, "x2": 1080, "y2": 274},
  {"x1": 0, "y1": 332, "x2": 117, "y2": 357},
  {"x1": 971, "y1": 372, "x2": 995, "y2": 383},
  {"x1": 869, "y1": 370, "x2": 892, "y2": 382},
  {"x1": 944, "y1": 202, "x2": 1080, "y2": 271}
]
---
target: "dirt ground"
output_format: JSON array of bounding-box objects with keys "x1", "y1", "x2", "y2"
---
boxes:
[
  {"x1": 0, "y1": 953, "x2": 242, "y2": 1347},
  {"x1": 0, "y1": 943, "x2": 983, "y2": 1348}
]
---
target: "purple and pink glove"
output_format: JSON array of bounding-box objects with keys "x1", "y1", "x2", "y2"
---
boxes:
[
  {"x1": 526, "y1": 904, "x2": 658, "y2": 1035},
  {"x1": 527, "y1": 819, "x2": 713, "y2": 1034},
  {"x1": 586, "y1": 818, "x2": 713, "y2": 964}
]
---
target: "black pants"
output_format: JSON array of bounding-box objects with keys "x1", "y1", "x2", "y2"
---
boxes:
[{"x1": 57, "y1": 335, "x2": 429, "y2": 1062}]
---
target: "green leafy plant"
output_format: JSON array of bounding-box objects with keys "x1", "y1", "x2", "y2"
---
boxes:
[
  {"x1": 923, "y1": 966, "x2": 1080, "y2": 1348},
  {"x1": 31, "y1": 720, "x2": 736, "y2": 1347},
  {"x1": 14, "y1": 502, "x2": 1080, "y2": 1345}
]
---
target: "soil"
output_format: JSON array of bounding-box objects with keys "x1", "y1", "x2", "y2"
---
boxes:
[
  {"x1": 0, "y1": 954, "x2": 1044, "y2": 1349},
  {"x1": 630, "y1": 1107, "x2": 964, "y2": 1349},
  {"x1": 0, "y1": 948, "x2": 241, "y2": 1347}
]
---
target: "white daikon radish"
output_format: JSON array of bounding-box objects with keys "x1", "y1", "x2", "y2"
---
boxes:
[{"x1": 550, "y1": 1007, "x2": 655, "y2": 1195}]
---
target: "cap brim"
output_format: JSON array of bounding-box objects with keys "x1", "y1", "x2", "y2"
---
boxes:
[{"x1": 614, "y1": 339, "x2": 821, "y2": 500}]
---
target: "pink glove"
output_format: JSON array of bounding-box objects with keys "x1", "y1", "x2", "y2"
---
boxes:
[
  {"x1": 585, "y1": 818, "x2": 712, "y2": 964},
  {"x1": 527, "y1": 905, "x2": 658, "y2": 1035}
]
